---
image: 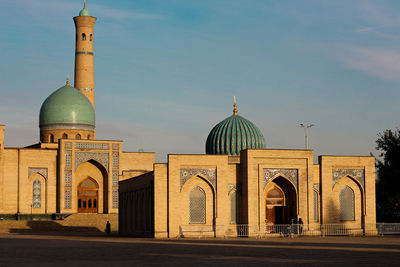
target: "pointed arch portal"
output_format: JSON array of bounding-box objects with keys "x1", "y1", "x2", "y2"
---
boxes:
[{"x1": 265, "y1": 176, "x2": 297, "y2": 224}]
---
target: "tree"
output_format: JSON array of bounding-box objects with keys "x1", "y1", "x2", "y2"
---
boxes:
[{"x1": 376, "y1": 128, "x2": 400, "y2": 222}]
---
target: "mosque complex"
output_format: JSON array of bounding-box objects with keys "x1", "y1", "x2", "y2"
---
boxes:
[{"x1": 0, "y1": 3, "x2": 376, "y2": 238}]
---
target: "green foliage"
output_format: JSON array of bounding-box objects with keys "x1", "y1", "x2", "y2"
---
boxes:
[{"x1": 376, "y1": 128, "x2": 400, "y2": 222}]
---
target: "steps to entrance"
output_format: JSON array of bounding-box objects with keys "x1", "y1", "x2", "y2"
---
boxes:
[{"x1": 0, "y1": 214, "x2": 118, "y2": 234}]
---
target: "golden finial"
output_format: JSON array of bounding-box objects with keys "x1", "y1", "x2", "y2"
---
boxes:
[
  {"x1": 84, "y1": 0, "x2": 87, "y2": 9},
  {"x1": 66, "y1": 73, "x2": 70, "y2": 85},
  {"x1": 233, "y1": 95, "x2": 238, "y2": 115}
]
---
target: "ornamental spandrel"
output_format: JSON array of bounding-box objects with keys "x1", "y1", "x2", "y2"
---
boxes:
[
  {"x1": 332, "y1": 169, "x2": 365, "y2": 189},
  {"x1": 180, "y1": 168, "x2": 216, "y2": 190},
  {"x1": 28, "y1": 167, "x2": 48, "y2": 179},
  {"x1": 75, "y1": 152, "x2": 109, "y2": 172},
  {"x1": 263, "y1": 168, "x2": 298, "y2": 190}
]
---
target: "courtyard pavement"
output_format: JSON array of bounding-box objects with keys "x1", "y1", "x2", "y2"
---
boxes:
[{"x1": 0, "y1": 233, "x2": 399, "y2": 266}]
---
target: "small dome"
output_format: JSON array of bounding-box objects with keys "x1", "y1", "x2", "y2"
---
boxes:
[
  {"x1": 79, "y1": 8, "x2": 90, "y2": 16},
  {"x1": 79, "y1": 1, "x2": 90, "y2": 16},
  {"x1": 206, "y1": 101, "x2": 266, "y2": 155},
  {"x1": 39, "y1": 81, "x2": 95, "y2": 131}
]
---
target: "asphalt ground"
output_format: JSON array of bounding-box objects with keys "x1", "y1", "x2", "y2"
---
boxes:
[{"x1": 0, "y1": 234, "x2": 399, "y2": 266}]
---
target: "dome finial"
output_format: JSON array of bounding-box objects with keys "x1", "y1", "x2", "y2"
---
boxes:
[
  {"x1": 66, "y1": 73, "x2": 70, "y2": 85},
  {"x1": 233, "y1": 95, "x2": 238, "y2": 115},
  {"x1": 84, "y1": 0, "x2": 87, "y2": 9}
]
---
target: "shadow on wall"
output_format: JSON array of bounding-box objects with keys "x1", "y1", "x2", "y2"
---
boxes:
[
  {"x1": 9, "y1": 221, "x2": 107, "y2": 234},
  {"x1": 324, "y1": 199, "x2": 355, "y2": 236}
]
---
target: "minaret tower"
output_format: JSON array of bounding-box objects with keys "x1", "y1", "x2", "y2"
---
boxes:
[{"x1": 73, "y1": 1, "x2": 96, "y2": 108}]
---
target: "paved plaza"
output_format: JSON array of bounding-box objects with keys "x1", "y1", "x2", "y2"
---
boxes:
[{"x1": 0, "y1": 234, "x2": 399, "y2": 266}]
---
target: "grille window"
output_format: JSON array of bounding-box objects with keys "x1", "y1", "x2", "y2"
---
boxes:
[
  {"x1": 340, "y1": 186, "x2": 355, "y2": 221},
  {"x1": 189, "y1": 187, "x2": 206, "y2": 224},
  {"x1": 32, "y1": 180, "x2": 41, "y2": 208}
]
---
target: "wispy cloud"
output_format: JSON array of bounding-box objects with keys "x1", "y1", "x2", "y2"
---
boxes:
[
  {"x1": 335, "y1": 46, "x2": 400, "y2": 82},
  {"x1": 354, "y1": 26, "x2": 377, "y2": 33}
]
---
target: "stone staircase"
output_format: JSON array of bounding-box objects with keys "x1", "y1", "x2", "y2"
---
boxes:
[{"x1": 0, "y1": 214, "x2": 118, "y2": 234}]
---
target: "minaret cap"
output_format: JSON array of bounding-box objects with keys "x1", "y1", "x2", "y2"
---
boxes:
[
  {"x1": 66, "y1": 73, "x2": 70, "y2": 85},
  {"x1": 233, "y1": 96, "x2": 238, "y2": 115},
  {"x1": 79, "y1": 0, "x2": 90, "y2": 16}
]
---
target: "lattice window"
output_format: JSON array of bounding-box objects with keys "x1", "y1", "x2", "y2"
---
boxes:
[
  {"x1": 65, "y1": 150, "x2": 72, "y2": 168},
  {"x1": 340, "y1": 186, "x2": 355, "y2": 221},
  {"x1": 112, "y1": 143, "x2": 119, "y2": 150},
  {"x1": 112, "y1": 152, "x2": 119, "y2": 169},
  {"x1": 112, "y1": 171, "x2": 119, "y2": 187},
  {"x1": 32, "y1": 180, "x2": 41, "y2": 208},
  {"x1": 230, "y1": 192, "x2": 238, "y2": 224},
  {"x1": 189, "y1": 187, "x2": 206, "y2": 224},
  {"x1": 112, "y1": 190, "x2": 119, "y2": 209},
  {"x1": 313, "y1": 190, "x2": 319, "y2": 222},
  {"x1": 65, "y1": 189, "x2": 71, "y2": 209},
  {"x1": 65, "y1": 170, "x2": 72, "y2": 187}
]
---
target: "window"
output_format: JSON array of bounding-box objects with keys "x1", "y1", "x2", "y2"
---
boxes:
[
  {"x1": 50, "y1": 134, "x2": 54, "y2": 143},
  {"x1": 90, "y1": 34, "x2": 93, "y2": 41},
  {"x1": 82, "y1": 33, "x2": 86, "y2": 40},
  {"x1": 313, "y1": 191, "x2": 319, "y2": 222},
  {"x1": 76, "y1": 133, "x2": 81, "y2": 140},
  {"x1": 87, "y1": 134, "x2": 91, "y2": 139},
  {"x1": 62, "y1": 133, "x2": 68, "y2": 139},
  {"x1": 230, "y1": 192, "x2": 238, "y2": 224},
  {"x1": 189, "y1": 187, "x2": 206, "y2": 224},
  {"x1": 32, "y1": 180, "x2": 41, "y2": 208},
  {"x1": 340, "y1": 186, "x2": 355, "y2": 221}
]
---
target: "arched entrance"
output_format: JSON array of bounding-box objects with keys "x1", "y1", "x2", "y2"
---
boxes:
[
  {"x1": 265, "y1": 176, "x2": 297, "y2": 224},
  {"x1": 77, "y1": 177, "x2": 98, "y2": 213}
]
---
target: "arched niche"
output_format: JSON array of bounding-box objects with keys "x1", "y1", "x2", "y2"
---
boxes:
[{"x1": 75, "y1": 160, "x2": 108, "y2": 213}]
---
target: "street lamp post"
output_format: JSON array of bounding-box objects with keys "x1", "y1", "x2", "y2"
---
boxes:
[{"x1": 299, "y1": 123, "x2": 314, "y2": 149}]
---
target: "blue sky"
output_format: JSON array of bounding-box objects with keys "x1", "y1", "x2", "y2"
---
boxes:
[{"x1": 1, "y1": 0, "x2": 400, "y2": 162}]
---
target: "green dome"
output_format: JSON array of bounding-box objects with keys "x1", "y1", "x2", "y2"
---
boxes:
[
  {"x1": 39, "y1": 82, "x2": 95, "y2": 131},
  {"x1": 79, "y1": 8, "x2": 90, "y2": 16},
  {"x1": 79, "y1": 1, "x2": 90, "y2": 16},
  {"x1": 206, "y1": 109, "x2": 266, "y2": 155}
]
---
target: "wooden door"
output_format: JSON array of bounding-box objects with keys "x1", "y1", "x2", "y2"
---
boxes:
[{"x1": 77, "y1": 177, "x2": 98, "y2": 213}]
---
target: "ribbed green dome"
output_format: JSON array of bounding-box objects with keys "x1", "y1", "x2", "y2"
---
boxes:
[
  {"x1": 39, "y1": 82, "x2": 95, "y2": 131},
  {"x1": 206, "y1": 113, "x2": 266, "y2": 156}
]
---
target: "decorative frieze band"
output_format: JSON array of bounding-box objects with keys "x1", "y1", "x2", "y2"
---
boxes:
[
  {"x1": 112, "y1": 152, "x2": 119, "y2": 169},
  {"x1": 65, "y1": 189, "x2": 71, "y2": 209},
  {"x1": 180, "y1": 168, "x2": 216, "y2": 189},
  {"x1": 64, "y1": 142, "x2": 72, "y2": 149},
  {"x1": 263, "y1": 168, "x2": 298, "y2": 190},
  {"x1": 77, "y1": 87, "x2": 94, "y2": 92},
  {"x1": 112, "y1": 190, "x2": 119, "y2": 209},
  {"x1": 112, "y1": 171, "x2": 119, "y2": 187},
  {"x1": 65, "y1": 170, "x2": 72, "y2": 187},
  {"x1": 75, "y1": 142, "x2": 109, "y2": 150},
  {"x1": 28, "y1": 167, "x2": 48, "y2": 179},
  {"x1": 76, "y1": 51, "x2": 94, "y2": 55},
  {"x1": 112, "y1": 144, "x2": 119, "y2": 150},
  {"x1": 332, "y1": 169, "x2": 365, "y2": 189},
  {"x1": 65, "y1": 150, "x2": 72, "y2": 169},
  {"x1": 75, "y1": 152, "x2": 109, "y2": 172}
]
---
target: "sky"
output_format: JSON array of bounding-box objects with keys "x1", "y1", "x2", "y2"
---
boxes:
[{"x1": 1, "y1": 0, "x2": 400, "y2": 162}]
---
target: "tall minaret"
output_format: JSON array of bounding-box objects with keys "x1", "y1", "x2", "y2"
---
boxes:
[{"x1": 73, "y1": 1, "x2": 96, "y2": 108}]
